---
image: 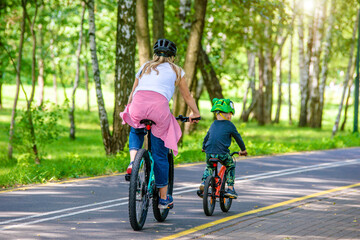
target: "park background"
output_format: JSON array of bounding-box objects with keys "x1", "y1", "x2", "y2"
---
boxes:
[{"x1": 1, "y1": 0, "x2": 360, "y2": 188}]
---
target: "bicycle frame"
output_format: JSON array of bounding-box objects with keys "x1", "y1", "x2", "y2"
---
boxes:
[
  {"x1": 210, "y1": 160, "x2": 227, "y2": 197},
  {"x1": 144, "y1": 124, "x2": 155, "y2": 197}
]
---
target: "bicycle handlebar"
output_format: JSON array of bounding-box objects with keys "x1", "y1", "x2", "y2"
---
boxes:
[{"x1": 175, "y1": 115, "x2": 201, "y2": 123}]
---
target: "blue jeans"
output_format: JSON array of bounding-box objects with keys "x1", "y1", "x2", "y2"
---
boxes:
[{"x1": 129, "y1": 127, "x2": 169, "y2": 188}]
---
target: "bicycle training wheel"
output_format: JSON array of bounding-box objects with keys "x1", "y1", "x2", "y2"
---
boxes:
[
  {"x1": 128, "y1": 149, "x2": 150, "y2": 231},
  {"x1": 219, "y1": 175, "x2": 232, "y2": 212},
  {"x1": 153, "y1": 150, "x2": 174, "y2": 222},
  {"x1": 203, "y1": 176, "x2": 216, "y2": 216}
]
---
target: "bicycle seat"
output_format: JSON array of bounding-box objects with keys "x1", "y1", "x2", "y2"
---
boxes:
[
  {"x1": 140, "y1": 119, "x2": 156, "y2": 126},
  {"x1": 209, "y1": 158, "x2": 220, "y2": 163}
]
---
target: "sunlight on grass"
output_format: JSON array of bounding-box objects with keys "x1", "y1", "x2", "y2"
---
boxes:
[{"x1": 0, "y1": 84, "x2": 359, "y2": 188}]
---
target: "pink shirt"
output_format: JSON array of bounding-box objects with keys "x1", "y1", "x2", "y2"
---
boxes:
[{"x1": 120, "y1": 91, "x2": 182, "y2": 155}]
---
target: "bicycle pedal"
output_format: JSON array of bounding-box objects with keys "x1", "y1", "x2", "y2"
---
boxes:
[
  {"x1": 168, "y1": 203, "x2": 174, "y2": 209},
  {"x1": 125, "y1": 174, "x2": 131, "y2": 181},
  {"x1": 196, "y1": 190, "x2": 203, "y2": 198}
]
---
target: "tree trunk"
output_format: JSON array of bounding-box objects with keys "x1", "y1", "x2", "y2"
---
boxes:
[
  {"x1": 308, "y1": 0, "x2": 326, "y2": 128},
  {"x1": 172, "y1": 0, "x2": 192, "y2": 114},
  {"x1": 288, "y1": 32, "x2": 293, "y2": 125},
  {"x1": 319, "y1": 0, "x2": 336, "y2": 127},
  {"x1": 341, "y1": 72, "x2": 355, "y2": 131},
  {"x1": 198, "y1": 47, "x2": 223, "y2": 101},
  {"x1": 69, "y1": 2, "x2": 85, "y2": 140},
  {"x1": 263, "y1": 20, "x2": 274, "y2": 124},
  {"x1": 241, "y1": 50, "x2": 257, "y2": 122},
  {"x1": 87, "y1": 0, "x2": 112, "y2": 154},
  {"x1": 274, "y1": 48, "x2": 282, "y2": 123},
  {"x1": 83, "y1": 35, "x2": 90, "y2": 111},
  {"x1": 112, "y1": 0, "x2": 136, "y2": 154},
  {"x1": 24, "y1": 0, "x2": 40, "y2": 164},
  {"x1": 297, "y1": 1, "x2": 311, "y2": 127},
  {"x1": 257, "y1": 49, "x2": 265, "y2": 125},
  {"x1": 8, "y1": 2, "x2": 26, "y2": 159},
  {"x1": 152, "y1": 0, "x2": 165, "y2": 43},
  {"x1": 174, "y1": 0, "x2": 207, "y2": 118},
  {"x1": 333, "y1": 10, "x2": 358, "y2": 136},
  {"x1": 84, "y1": 59, "x2": 90, "y2": 112},
  {"x1": 136, "y1": 0, "x2": 151, "y2": 65},
  {"x1": 37, "y1": 20, "x2": 45, "y2": 107}
]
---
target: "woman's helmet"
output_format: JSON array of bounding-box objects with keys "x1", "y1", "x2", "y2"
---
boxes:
[
  {"x1": 211, "y1": 98, "x2": 235, "y2": 114},
  {"x1": 153, "y1": 39, "x2": 177, "y2": 57}
]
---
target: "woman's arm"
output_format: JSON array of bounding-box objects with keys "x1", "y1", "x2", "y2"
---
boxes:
[
  {"x1": 178, "y1": 76, "x2": 201, "y2": 122},
  {"x1": 127, "y1": 78, "x2": 139, "y2": 105}
]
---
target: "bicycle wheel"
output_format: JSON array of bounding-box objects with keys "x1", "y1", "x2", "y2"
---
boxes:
[
  {"x1": 203, "y1": 176, "x2": 216, "y2": 216},
  {"x1": 153, "y1": 150, "x2": 174, "y2": 222},
  {"x1": 219, "y1": 175, "x2": 232, "y2": 212},
  {"x1": 128, "y1": 149, "x2": 150, "y2": 231}
]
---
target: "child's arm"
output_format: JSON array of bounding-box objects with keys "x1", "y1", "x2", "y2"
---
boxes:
[
  {"x1": 230, "y1": 126, "x2": 246, "y2": 152},
  {"x1": 202, "y1": 131, "x2": 210, "y2": 151}
]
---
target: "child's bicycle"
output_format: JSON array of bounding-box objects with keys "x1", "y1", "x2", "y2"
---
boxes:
[
  {"x1": 197, "y1": 152, "x2": 243, "y2": 216},
  {"x1": 127, "y1": 115, "x2": 200, "y2": 231}
]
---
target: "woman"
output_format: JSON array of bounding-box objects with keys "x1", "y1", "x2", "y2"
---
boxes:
[{"x1": 120, "y1": 38, "x2": 201, "y2": 209}]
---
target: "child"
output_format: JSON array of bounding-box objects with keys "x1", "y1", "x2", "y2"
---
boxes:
[{"x1": 200, "y1": 98, "x2": 247, "y2": 198}]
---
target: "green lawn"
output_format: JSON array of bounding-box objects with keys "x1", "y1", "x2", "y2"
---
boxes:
[{"x1": 0, "y1": 84, "x2": 359, "y2": 188}]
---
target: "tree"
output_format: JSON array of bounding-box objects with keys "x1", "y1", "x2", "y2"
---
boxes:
[
  {"x1": 87, "y1": 0, "x2": 112, "y2": 154},
  {"x1": 69, "y1": 1, "x2": 86, "y2": 140},
  {"x1": 174, "y1": 0, "x2": 207, "y2": 118},
  {"x1": 87, "y1": 0, "x2": 136, "y2": 155},
  {"x1": 152, "y1": 0, "x2": 164, "y2": 43},
  {"x1": 319, "y1": 0, "x2": 336, "y2": 127},
  {"x1": 332, "y1": 9, "x2": 358, "y2": 136},
  {"x1": 36, "y1": 4, "x2": 45, "y2": 107},
  {"x1": 112, "y1": 0, "x2": 136, "y2": 153},
  {"x1": 7, "y1": 1, "x2": 26, "y2": 159},
  {"x1": 198, "y1": 47, "x2": 223, "y2": 101},
  {"x1": 136, "y1": 0, "x2": 151, "y2": 65}
]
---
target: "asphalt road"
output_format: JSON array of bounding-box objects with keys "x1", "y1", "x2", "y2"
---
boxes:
[{"x1": 1, "y1": 148, "x2": 360, "y2": 239}]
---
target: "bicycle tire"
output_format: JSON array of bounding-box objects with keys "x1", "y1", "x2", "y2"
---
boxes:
[
  {"x1": 152, "y1": 151, "x2": 174, "y2": 222},
  {"x1": 128, "y1": 149, "x2": 150, "y2": 231},
  {"x1": 203, "y1": 176, "x2": 216, "y2": 216},
  {"x1": 219, "y1": 175, "x2": 232, "y2": 212}
]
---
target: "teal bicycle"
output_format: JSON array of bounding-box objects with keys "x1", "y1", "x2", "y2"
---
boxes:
[{"x1": 128, "y1": 115, "x2": 200, "y2": 231}]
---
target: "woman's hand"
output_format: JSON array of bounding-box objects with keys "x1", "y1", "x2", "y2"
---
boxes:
[{"x1": 189, "y1": 112, "x2": 201, "y2": 124}]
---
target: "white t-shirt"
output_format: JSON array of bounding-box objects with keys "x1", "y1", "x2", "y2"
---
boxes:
[{"x1": 133, "y1": 62, "x2": 185, "y2": 102}]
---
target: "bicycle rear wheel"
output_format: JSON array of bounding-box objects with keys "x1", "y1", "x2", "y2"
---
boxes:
[
  {"x1": 219, "y1": 175, "x2": 232, "y2": 212},
  {"x1": 128, "y1": 149, "x2": 150, "y2": 231},
  {"x1": 152, "y1": 150, "x2": 174, "y2": 222},
  {"x1": 203, "y1": 176, "x2": 216, "y2": 216}
]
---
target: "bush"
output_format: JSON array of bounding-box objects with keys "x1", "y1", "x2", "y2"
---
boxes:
[{"x1": 13, "y1": 103, "x2": 65, "y2": 161}]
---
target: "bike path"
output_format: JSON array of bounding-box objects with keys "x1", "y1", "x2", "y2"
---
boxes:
[{"x1": 0, "y1": 148, "x2": 359, "y2": 239}]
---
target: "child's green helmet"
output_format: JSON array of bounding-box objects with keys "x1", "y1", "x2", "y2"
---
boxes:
[{"x1": 211, "y1": 98, "x2": 235, "y2": 114}]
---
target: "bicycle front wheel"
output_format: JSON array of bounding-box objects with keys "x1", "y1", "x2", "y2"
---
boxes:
[
  {"x1": 152, "y1": 150, "x2": 174, "y2": 222},
  {"x1": 219, "y1": 175, "x2": 232, "y2": 212},
  {"x1": 203, "y1": 176, "x2": 216, "y2": 216},
  {"x1": 128, "y1": 149, "x2": 150, "y2": 231}
]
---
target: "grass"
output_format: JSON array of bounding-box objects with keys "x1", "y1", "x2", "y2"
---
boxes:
[{"x1": 0, "y1": 83, "x2": 359, "y2": 189}]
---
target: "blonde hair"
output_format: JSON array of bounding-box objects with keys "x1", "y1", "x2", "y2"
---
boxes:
[{"x1": 139, "y1": 55, "x2": 183, "y2": 85}]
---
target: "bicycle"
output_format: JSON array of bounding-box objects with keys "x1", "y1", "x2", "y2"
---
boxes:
[
  {"x1": 198, "y1": 152, "x2": 242, "y2": 216},
  {"x1": 127, "y1": 115, "x2": 200, "y2": 231}
]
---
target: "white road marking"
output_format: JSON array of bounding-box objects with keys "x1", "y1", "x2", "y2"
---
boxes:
[{"x1": 1, "y1": 158, "x2": 359, "y2": 231}]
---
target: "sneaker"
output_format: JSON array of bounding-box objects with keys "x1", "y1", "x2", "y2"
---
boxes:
[
  {"x1": 225, "y1": 188, "x2": 238, "y2": 199},
  {"x1": 199, "y1": 182, "x2": 205, "y2": 192},
  {"x1": 126, "y1": 161, "x2": 134, "y2": 175},
  {"x1": 158, "y1": 195, "x2": 174, "y2": 209}
]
